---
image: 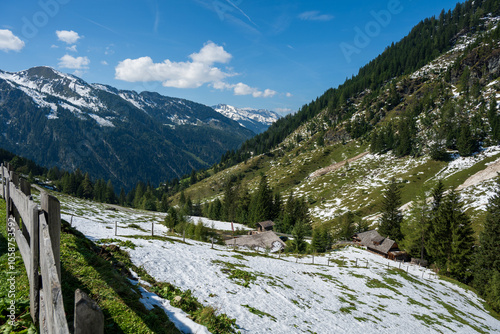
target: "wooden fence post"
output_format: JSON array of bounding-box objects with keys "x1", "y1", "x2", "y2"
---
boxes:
[
  {"x1": 5, "y1": 176, "x2": 10, "y2": 222},
  {"x1": 20, "y1": 178, "x2": 31, "y2": 197},
  {"x1": 74, "y1": 289, "x2": 104, "y2": 334},
  {"x1": 151, "y1": 222, "x2": 154, "y2": 237},
  {"x1": 41, "y1": 192, "x2": 61, "y2": 280}
]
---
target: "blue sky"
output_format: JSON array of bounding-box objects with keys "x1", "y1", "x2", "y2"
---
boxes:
[{"x1": 0, "y1": 0, "x2": 460, "y2": 114}]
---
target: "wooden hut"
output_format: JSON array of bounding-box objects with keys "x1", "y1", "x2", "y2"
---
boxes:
[
  {"x1": 256, "y1": 220, "x2": 275, "y2": 233},
  {"x1": 353, "y1": 230, "x2": 406, "y2": 260}
]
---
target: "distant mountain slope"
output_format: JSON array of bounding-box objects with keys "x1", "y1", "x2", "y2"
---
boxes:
[
  {"x1": 0, "y1": 66, "x2": 254, "y2": 189},
  {"x1": 212, "y1": 104, "x2": 280, "y2": 134}
]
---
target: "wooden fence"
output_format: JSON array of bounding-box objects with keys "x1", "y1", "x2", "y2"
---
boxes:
[{"x1": 1, "y1": 163, "x2": 103, "y2": 334}]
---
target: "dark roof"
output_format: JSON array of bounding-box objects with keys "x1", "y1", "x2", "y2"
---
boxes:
[
  {"x1": 372, "y1": 234, "x2": 385, "y2": 244},
  {"x1": 257, "y1": 220, "x2": 275, "y2": 229},
  {"x1": 353, "y1": 230, "x2": 397, "y2": 255}
]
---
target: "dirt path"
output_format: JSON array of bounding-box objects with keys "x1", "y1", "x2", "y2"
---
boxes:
[
  {"x1": 308, "y1": 151, "x2": 369, "y2": 179},
  {"x1": 456, "y1": 157, "x2": 500, "y2": 190}
]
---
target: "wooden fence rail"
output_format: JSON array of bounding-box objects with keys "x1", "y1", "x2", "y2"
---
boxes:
[{"x1": 1, "y1": 163, "x2": 103, "y2": 334}]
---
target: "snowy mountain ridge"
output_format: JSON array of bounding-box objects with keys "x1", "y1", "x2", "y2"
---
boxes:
[
  {"x1": 0, "y1": 66, "x2": 254, "y2": 188},
  {"x1": 212, "y1": 103, "x2": 280, "y2": 134},
  {"x1": 0, "y1": 66, "x2": 214, "y2": 127}
]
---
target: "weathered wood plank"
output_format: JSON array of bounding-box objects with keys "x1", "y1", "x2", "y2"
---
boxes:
[
  {"x1": 10, "y1": 171, "x2": 19, "y2": 189},
  {"x1": 29, "y1": 203, "x2": 39, "y2": 322},
  {"x1": 39, "y1": 213, "x2": 70, "y2": 334},
  {"x1": 1, "y1": 163, "x2": 4, "y2": 199},
  {"x1": 10, "y1": 217, "x2": 31, "y2": 278},
  {"x1": 20, "y1": 178, "x2": 31, "y2": 197},
  {"x1": 41, "y1": 192, "x2": 61, "y2": 280},
  {"x1": 9, "y1": 184, "x2": 34, "y2": 234},
  {"x1": 74, "y1": 289, "x2": 104, "y2": 334}
]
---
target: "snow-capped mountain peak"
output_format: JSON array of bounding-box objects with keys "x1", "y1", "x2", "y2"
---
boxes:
[{"x1": 212, "y1": 104, "x2": 280, "y2": 134}]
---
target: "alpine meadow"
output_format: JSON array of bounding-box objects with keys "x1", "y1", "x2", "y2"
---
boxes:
[{"x1": 1, "y1": 0, "x2": 500, "y2": 333}]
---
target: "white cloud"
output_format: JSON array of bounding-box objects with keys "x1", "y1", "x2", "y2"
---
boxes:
[
  {"x1": 115, "y1": 42, "x2": 234, "y2": 89},
  {"x1": 116, "y1": 41, "x2": 278, "y2": 97},
  {"x1": 286, "y1": 92, "x2": 293, "y2": 97},
  {"x1": 298, "y1": 11, "x2": 334, "y2": 21},
  {"x1": 0, "y1": 29, "x2": 25, "y2": 52},
  {"x1": 58, "y1": 54, "x2": 90, "y2": 69},
  {"x1": 214, "y1": 82, "x2": 277, "y2": 98},
  {"x1": 101, "y1": 60, "x2": 109, "y2": 66},
  {"x1": 66, "y1": 45, "x2": 77, "y2": 52},
  {"x1": 189, "y1": 42, "x2": 232, "y2": 65},
  {"x1": 56, "y1": 30, "x2": 82, "y2": 44}
]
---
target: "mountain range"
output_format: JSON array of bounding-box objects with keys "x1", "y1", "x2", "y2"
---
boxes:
[
  {"x1": 0, "y1": 66, "x2": 257, "y2": 189},
  {"x1": 212, "y1": 104, "x2": 280, "y2": 134}
]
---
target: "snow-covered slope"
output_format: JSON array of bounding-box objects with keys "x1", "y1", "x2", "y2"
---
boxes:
[
  {"x1": 213, "y1": 104, "x2": 280, "y2": 134},
  {"x1": 50, "y1": 192, "x2": 500, "y2": 334}
]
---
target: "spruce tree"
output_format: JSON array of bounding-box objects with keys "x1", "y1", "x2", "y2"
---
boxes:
[
  {"x1": 292, "y1": 220, "x2": 308, "y2": 253},
  {"x1": 401, "y1": 189, "x2": 431, "y2": 260},
  {"x1": 378, "y1": 178, "x2": 404, "y2": 241},
  {"x1": 250, "y1": 174, "x2": 273, "y2": 224},
  {"x1": 447, "y1": 190, "x2": 474, "y2": 283},
  {"x1": 457, "y1": 123, "x2": 476, "y2": 156},
  {"x1": 474, "y1": 178, "x2": 500, "y2": 296},
  {"x1": 81, "y1": 173, "x2": 93, "y2": 199}
]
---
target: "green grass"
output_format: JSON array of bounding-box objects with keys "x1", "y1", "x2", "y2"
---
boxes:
[
  {"x1": 0, "y1": 199, "x2": 36, "y2": 333},
  {"x1": 59, "y1": 221, "x2": 180, "y2": 333},
  {"x1": 241, "y1": 304, "x2": 277, "y2": 322},
  {"x1": 97, "y1": 238, "x2": 137, "y2": 250},
  {"x1": 211, "y1": 260, "x2": 256, "y2": 288}
]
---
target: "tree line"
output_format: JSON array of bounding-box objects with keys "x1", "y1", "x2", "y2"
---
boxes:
[{"x1": 378, "y1": 177, "x2": 500, "y2": 313}]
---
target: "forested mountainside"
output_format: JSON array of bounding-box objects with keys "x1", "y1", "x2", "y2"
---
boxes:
[
  {"x1": 216, "y1": 0, "x2": 500, "y2": 169},
  {"x1": 164, "y1": 0, "x2": 500, "y2": 310},
  {"x1": 0, "y1": 66, "x2": 254, "y2": 189}
]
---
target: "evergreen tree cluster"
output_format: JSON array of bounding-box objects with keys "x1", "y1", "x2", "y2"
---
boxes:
[
  {"x1": 397, "y1": 181, "x2": 475, "y2": 283},
  {"x1": 202, "y1": 174, "x2": 310, "y2": 235}
]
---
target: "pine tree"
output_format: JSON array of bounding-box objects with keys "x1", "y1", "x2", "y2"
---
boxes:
[
  {"x1": 486, "y1": 271, "x2": 500, "y2": 312},
  {"x1": 81, "y1": 173, "x2": 94, "y2": 199},
  {"x1": 378, "y1": 178, "x2": 404, "y2": 241},
  {"x1": 117, "y1": 188, "x2": 125, "y2": 206},
  {"x1": 292, "y1": 220, "x2": 308, "y2": 253},
  {"x1": 474, "y1": 178, "x2": 500, "y2": 296},
  {"x1": 164, "y1": 207, "x2": 179, "y2": 230},
  {"x1": 447, "y1": 190, "x2": 474, "y2": 283},
  {"x1": 338, "y1": 211, "x2": 356, "y2": 241},
  {"x1": 311, "y1": 228, "x2": 322, "y2": 253},
  {"x1": 457, "y1": 122, "x2": 476, "y2": 156},
  {"x1": 105, "y1": 180, "x2": 115, "y2": 204},
  {"x1": 401, "y1": 189, "x2": 431, "y2": 260},
  {"x1": 429, "y1": 189, "x2": 473, "y2": 280},
  {"x1": 249, "y1": 174, "x2": 273, "y2": 224}
]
